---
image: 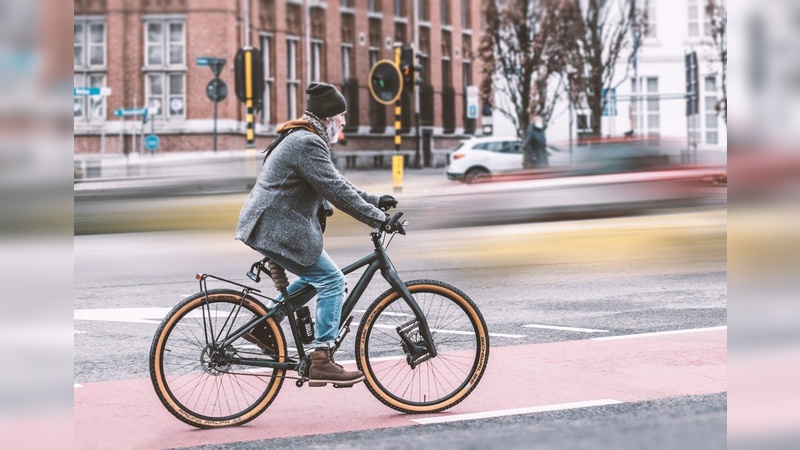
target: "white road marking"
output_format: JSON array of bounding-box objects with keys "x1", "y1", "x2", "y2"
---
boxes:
[
  {"x1": 74, "y1": 307, "x2": 172, "y2": 324},
  {"x1": 411, "y1": 399, "x2": 622, "y2": 424},
  {"x1": 74, "y1": 307, "x2": 241, "y2": 324},
  {"x1": 370, "y1": 323, "x2": 525, "y2": 339},
  {"x1": 74, "y1": 330, "x2": 87, "y2": 334},
  {"x1": 74, "y1": 384, "x2": 84, "y2": 389},
  {"x1": 522, "y1": 324, "x2": 608, "y2": 333},
  {"x1": 591, "y1": 325, "x2": 727, "y2": 341},
  {"x1": 353, "y1": 309, "x2": 410, "y2": 317}
]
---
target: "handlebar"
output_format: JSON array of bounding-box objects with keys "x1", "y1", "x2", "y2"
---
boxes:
[{"x1": 379, "y1": 211, "x2": 407, "y2": 235}]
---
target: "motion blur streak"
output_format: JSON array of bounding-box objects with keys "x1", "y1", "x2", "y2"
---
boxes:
[
  {"x1": 0, "y1": 0, "x2": 74, "y2": 448},
  {"x1": 728, "y1": 0, "x2": 800, "y2": 448}
]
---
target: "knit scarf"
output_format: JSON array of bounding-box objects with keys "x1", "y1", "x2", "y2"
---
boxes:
[{"x1": 275, "y1": 112, "x2": 330, "y2": 148}]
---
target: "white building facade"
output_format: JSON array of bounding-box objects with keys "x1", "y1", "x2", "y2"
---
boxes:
[{"x1": 493, "y1": 0, "x2": 728, "y2": 155}]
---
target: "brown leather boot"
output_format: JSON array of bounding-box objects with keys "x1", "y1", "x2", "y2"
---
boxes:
[{"x1": 308, "y1": 347, "x2": 364, "y2": 387}]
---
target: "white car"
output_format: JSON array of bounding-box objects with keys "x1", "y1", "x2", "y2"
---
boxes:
[{"x1": 445, "y1": 137, "x2": 529, "y2": 182}]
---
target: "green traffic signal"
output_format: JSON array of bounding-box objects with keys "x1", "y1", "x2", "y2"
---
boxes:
[{"x1": 368, "y1": 60, "x2": 403, "y2": 105}]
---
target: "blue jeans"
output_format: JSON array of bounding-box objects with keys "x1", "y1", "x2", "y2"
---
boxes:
[{"x1": 264, "y1": 250, "x2": 345, "y2": 348}]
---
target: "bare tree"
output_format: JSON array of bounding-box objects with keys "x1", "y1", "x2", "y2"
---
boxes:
[
  {"x1": 478, "y1": 0, "x2": 571, "y2": 138},
  {"x1": 562, "y1": 0, "x2": 644, "y2": 138},
  {"x1": 706, "y1": 0, "x2": 727, "y2": 124}
]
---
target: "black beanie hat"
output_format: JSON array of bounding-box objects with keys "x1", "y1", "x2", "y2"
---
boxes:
[{"x1": 305, "y1": 82, "x2": 347, "y2": 118}]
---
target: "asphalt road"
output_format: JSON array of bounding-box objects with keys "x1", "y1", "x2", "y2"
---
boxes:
[{"x1": 74, "y1": 212, "x2": 726, "y2": 449}]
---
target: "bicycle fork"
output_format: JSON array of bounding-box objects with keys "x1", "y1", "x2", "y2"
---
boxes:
[{"x1": 381, "y1": 266, "x2": 438, "y2": 365}]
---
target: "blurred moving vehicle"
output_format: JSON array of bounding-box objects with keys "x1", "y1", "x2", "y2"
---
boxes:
[{"x1": 446, "y1": 137, "x2": 672, "y2": 183}]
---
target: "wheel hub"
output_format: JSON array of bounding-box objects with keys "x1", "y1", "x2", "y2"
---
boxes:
[{"x1": 201, "y1": 345, "x2": 233, "y2": 374}]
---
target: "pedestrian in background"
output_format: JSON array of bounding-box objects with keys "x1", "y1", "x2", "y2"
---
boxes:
[{"x1": 522, "y1": 115, "x2": 549, "y2": 169}]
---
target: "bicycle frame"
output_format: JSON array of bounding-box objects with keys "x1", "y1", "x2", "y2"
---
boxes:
[{"x1": 196, "y1": 230, "x2": 437, "y2": 373}]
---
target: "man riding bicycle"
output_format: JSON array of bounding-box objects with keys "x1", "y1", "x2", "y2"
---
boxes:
[{"x1": 235, "y1": 82, "x2": 399, "y2": 387}]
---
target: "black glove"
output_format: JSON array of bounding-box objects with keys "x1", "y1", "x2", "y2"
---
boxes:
[{"x1": 378, "y1": 195, "x2": 398, "y2": 211}]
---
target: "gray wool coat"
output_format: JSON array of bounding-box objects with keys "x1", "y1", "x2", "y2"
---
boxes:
[{"x1": 235, "y1": 129, "x2": 386, "y2": 267}]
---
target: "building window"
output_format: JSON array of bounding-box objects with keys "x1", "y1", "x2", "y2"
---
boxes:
[
  {"x1": 688, "y1": 0, "x2": 699, "y2": 37},
  {"x1": 341, "y1": 0, "x2": 354, "y2": 8},
  {"x1": 143, "y1": 19, "x2": 186, "y2": 119},
  {"x1": 417, "y1": 52, "x2": 429, "y2": 84},
  {"x1": 145, "y1": 20, "x2": 185, "y2": 67},
  {"x1": 688, "y1": 0, "x2": 713, "y2": 38},
  {"x1": 418, "y1": 0, "x2": 429, "y2": 22},
  {"x1": 341, "y1": 44, "x2": 353, "y2": 82},
  {"x1": 442, "y1": 30, "x2": 452, "y2": 87},
  {"x1": 441, "y1": 0, "x2": 451, "y2": 26},
  {"x1": 644, "y1": 0, "x2": 656, "y2": 38},
  {"x1": 461, "y1": 0, "x2": 471, "y2": 29},
  {"x1": 74, "y1": 19, "x2": 106, "y2": 120},
  {"x1": 632, "y1": 76, "x2": 659, "y2": 136},
  {"x1": 311, "y1": 40, "x2": 324, "y2": 82},
  {"x1": 287, "y1": 38, "x2": 300, "y2": 119},
  {"x1": 74, "y1": 73, "x2": 106, "y2": 120},
  {"x1": 146, "y1": 73, "x2": 185, "y2": 118},
  {"x1": 394, "y1": 0, "x2": 406, "y2": 17},
  {"x1": 369, "y1": 0, "x2": 382, "y2": 13},
  {"x1": 261, "y1": 34, "x2": 275, "y2": 125},
  {"x1": 704, "y1": 76, "x2": 719, "y2": 144}
]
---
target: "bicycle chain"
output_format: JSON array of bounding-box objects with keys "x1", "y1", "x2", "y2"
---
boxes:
[{"x1": 218, "y1": 349, "x2": 306, "y2": 381}]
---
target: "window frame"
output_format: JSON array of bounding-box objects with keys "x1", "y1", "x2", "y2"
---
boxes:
[
  {"x1": 74, "y1": 17, "x2": 107, "y2": 121},
  {"x1": 287, "y1": 37, "x2": 301, "y2": 119},
  {"x1": 261, "y1": 33, "x2": 275, "y2": 126},
  {"x1": 142, "y1": 17, "x2": 187, "y2": 120}
]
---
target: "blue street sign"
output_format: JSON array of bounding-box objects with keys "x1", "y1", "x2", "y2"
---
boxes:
[
  {"x1": 197, "y1": 57, "x2": 210, "y2": 66},
  {"x1": 602, "y1": 88, "x2": 617, "y2": 117},
  {"x1": 74, "y1": 87, "x2": 101, "y2": 96},
  {"x1": 145, "y1": 134, "x2": 160, "y2": 151},
  {"x1": 467, "y1": 104, "x2": 478, "y2": 119},
  {"x1": 114, "y1": 108, "x2": 148, "y2": 117}
]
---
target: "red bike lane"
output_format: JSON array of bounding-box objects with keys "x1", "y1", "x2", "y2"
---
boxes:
[{"x1": 74, "y1": 329, "x2": 726, "y2": 449}]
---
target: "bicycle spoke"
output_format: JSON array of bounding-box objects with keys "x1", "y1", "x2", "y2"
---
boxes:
[
  {"x1": 154, "y1": 293, "x2": 285, "y2": 424},
  {"x1": 361, "y1": 285, "x2": 484, "y2": 408}
]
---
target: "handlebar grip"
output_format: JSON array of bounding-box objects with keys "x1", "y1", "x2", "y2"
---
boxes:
[{"x1": 383, "y1": 212, "x2": 404, "y2": 231}]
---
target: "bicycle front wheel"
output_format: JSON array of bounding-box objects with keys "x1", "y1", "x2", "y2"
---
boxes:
[
  {"x1": 149, "y1": 289, "x2": 287, "y2": 428},
  {"x1": 355, "y1": 280, "x2": 489, "y2": 413}
]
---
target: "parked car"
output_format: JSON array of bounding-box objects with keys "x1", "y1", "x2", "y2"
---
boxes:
[{"x1": 445, "y1": 137, "x2": 568, "y2": 182}]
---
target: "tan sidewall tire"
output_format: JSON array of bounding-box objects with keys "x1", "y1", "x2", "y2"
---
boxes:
[
  {"x1": 357, "y1": 281, "x2": 489, "y2": 413},
  {"x1": 150, "y1": 291, "x2": 286, "y2": 428}
]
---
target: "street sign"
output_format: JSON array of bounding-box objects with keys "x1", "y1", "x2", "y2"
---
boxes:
[
  {"x1": 198, "y1": 57, "x2": 226, "y2": 77},
  {"x1": 114, "y1": 108, "x2": 148, "y2": 117},
  {"x1": 602, "y1": 88, "x2": 617, "y2": 117},
  {"x1": 145, "y1": 134, "x2": 160, "y2": 151},
  {"x1": 74, "y1": 87, "x2": 111, "y2": 96},
  {"x1": 206, "y1": 78, "x2": 228, "y2": 103},
  {"x1": 466, "y1": 85, "x2": 479, "y2": 119}
]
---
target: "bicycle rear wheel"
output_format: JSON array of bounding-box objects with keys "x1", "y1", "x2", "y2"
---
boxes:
[
  {"x1": 355, "y1": 280, "x2": 489, "y2": 413},
  {"x1": 149, "y1": 289, "x2": 287, "y2": 428}
]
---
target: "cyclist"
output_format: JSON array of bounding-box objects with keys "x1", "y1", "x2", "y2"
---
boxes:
[{"x1": 235, "y1": 82, "x2": 399, "y2": 387}]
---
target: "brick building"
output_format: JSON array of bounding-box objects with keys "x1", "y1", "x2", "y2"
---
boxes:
[{"x1": 73, "y1": 0, "x2": 486, "y2": 165}]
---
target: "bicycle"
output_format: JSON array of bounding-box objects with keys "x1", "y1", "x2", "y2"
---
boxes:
[{"x1": 149, "y1": 212, "x2": 490, "y2": 428}]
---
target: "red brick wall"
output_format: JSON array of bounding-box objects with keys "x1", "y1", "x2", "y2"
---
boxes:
[{"x1": 74, "y1": 0, "x2": 483, "y2": 155}]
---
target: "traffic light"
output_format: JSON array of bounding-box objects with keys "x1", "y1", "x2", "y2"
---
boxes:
[
  {"x1": 685, "y1": 51, "x2": 699, "y2": 115},
  {"x1": 368, "y1": 59, "x2": 403, "y2": 105},
  {"x1": 399, "y1": 46, "x2": 425, "y2": 95},
  {"x1": 400, "y1": 47, "x2": 413, "y2": 95},
  {"x1": 234, "y1": 48, "x2": 264, "y2": 103}
]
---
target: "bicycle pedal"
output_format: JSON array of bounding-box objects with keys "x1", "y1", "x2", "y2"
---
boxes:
[
  {"x1": 307, "y1": 381, "x2": 327, "y2": 387},
  {"x1": 333, "y1": 383, "x2": 355, "y2": 389}
]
